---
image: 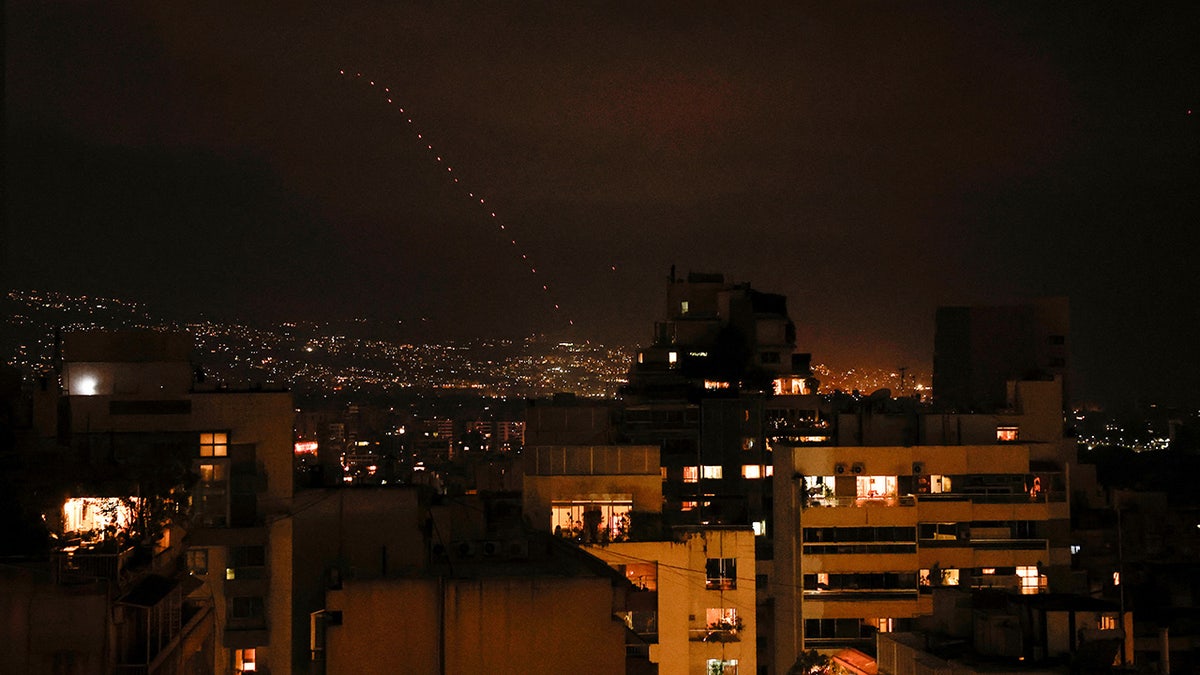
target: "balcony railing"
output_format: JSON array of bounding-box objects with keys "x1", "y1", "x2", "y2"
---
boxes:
[
  {"x1": 688, "y1": 627, "x2": 742, "y2": 642},
  {"x1": 52, "y1": 546, "x2": 136, "y2": 583},
  {"x1": 918, "y1": 538, "x2": 1048, "y2": 551},
  {"x1": 806, "y1": 495, "x2": 916, "y2": 508}
]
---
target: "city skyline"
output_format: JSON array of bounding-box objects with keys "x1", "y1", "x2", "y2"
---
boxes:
[{"x1": 5, "y1": 3, "x2": 1198, "y2": 407}]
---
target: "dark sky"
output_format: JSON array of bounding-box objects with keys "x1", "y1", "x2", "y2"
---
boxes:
[{"x1": 5, "y1": 2, "x2": 1199, "y2": 406}]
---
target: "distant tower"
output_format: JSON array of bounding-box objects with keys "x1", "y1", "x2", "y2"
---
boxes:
[{"x1": 933, "y1": 298, "x2": 1069, "y2": 411}]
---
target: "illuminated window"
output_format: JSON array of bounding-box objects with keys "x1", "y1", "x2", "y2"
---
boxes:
[
  {"x1": 872, "y1": 617, "x2": 894, "y2": 632},
  {"x1": 752, "y1": 520, "x2": 767, "y2": 536},
  {"x1": 941, "y1": 569, "x2": 961, "y2": 586},
  {"x1": 62, "y1": 497, "x2": 140, "y2": 534},
  {"x1": 234, "y1": 648, "x2": 257, "y2": 672},
  {"x1": 668, "y1": 351, "x2": 678, "y2": 365},
  {"x1": 856, "y1": 475, "x2": 897, "y2": 499},
  {"x1": 741, "y1": 437, "x2": 756, "y2": 451},
  {"x1": 637, "y1": 352, "x2": 644, "y2": 364},
  {"x1": 706, "y1": 558, "x2": 737, "y2": 590},
  {"x1": 1099, "y1": 615, "x2": 1117, "y2": 630},
  {"x1": 74, "y1": 373, "x2": 99, "y2": 396},
  {"x1": 550, "y1": 499, "x2": 633, "y2": 542},
  {"x1": 682, "y1": 500, "x2": 698, "y2": 511},
  {"x1": 186, "y1": 549, "x2": 208, "y2": 575},
  {"x1": 704, "y1": 380, "x2": 730, "y2": 390},
  {"x1": 706, "y1": 659, "x2": 738, "y2": 675},
  {"x1": 1017, "y1": 565, "x2": 1045, "y2": 594},
  {"x1": 981, "y1": 567, "x2": 996, "y2": 575},
  {"x1": 618, "y1": 562, "x2": 658, "y2": 591},
  {"x1": 681, "y1": 301, "x2": 689, "y2": 314},
  {"x1": 816, "y1": 572, "x2": 829, "y2": 588},
  {"x1": 705, "y1": 658, "x2": 734, "y2": 672},
  {"x1": 683, "y1": 466, "x2": 699, "y2": 483},
  {"x1": 996, "y1": 426, "x2": 1019, "y2": 442},
  {"x1": 200, "y1": 432, "x2": 228, "y2": 457},
  {"x1": 742, "y1": 465, "x2": 761, "y2": 479},
  {"x1": 765, "y1": 465, "x2": 773, "y2": 477},
  {"x1": 706, "y1": 607, "x2": 739, "y2": 630},
  {"x1": 661, "y1": 466, "x2": 668, "y2": 480},
  {"x1": 199, "y1": 463, "x2": 227, "y2": 483},
  {"x1": 702, "y1": 465, "x2": 723, "y2": 480},
  {"x1": 1112, "y1": 571, "x2": 1120, "y2": 586}
]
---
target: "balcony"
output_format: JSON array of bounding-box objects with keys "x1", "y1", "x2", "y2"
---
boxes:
[
  {"x1": 806, "y1": 494, "x2": 916, "y2": 508},
  {"x1": 688, "y1": 626, "x2": 742, "y2": 643},
  {"x1": 52, "y1": 545, "x2": 137, "y2": 584}
]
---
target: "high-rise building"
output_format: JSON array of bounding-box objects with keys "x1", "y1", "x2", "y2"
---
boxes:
[
  {"x1": 771, "y1": 377, "x2": 1074, "y2": 672},
  {"x1": 22, "y1": 330, "x2": 296, "y2": 675}
]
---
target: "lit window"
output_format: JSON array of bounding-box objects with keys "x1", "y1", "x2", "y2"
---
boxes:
[
  {"x1": 199, "y1": 463, "x2": 227, "y2": 483},
  {"x1": 683, "y1": 466, "x2": 699, "y2": 483},
  {"x1": 706, "y1": 659, "x2": 738, "y2": 675},
  {"x1": 1112, "y1": 571, "x2": 1120, "y2": 586},
  {"x1": 752, "y1": 520, "x2": 767, "y2": 536},
  {"x1": 996, "y1": 426, "x2": 1019, "y2": 442},
  {"x1": 765, "y1": 465, "x2": 773, "y2": 477},
  {"x1": 981, "y1": 568, "x2": 996, "y2": 575},
  {"x1": 637, "y1": 352, "x2": 644, "y2": 364},
  {"x1": 741, "y1": 437, "x2": 756, "y2": 451},
  {"x1": 234, "y1": 648, "x2": 257, "y2": 672},
  {"x1": 200, "y1": 432, "x2": 228, "y2": 457},
  {"x1": 742, "y1": 465, "x2": 761, "y2": 479},
  {"x1": 704, "y1": 380, "x2": 730, "y2": 390},
  {"x1": 660, "y1": 466, "x2": 668, "y2": 480},
  {"x1": 855, "y1": 475, "x2": 898, "y2": 499},
  {"x1": 1099, "y1": 615, "x2": 1118, "y2": 630},
  {"x1": 941, "y1": 569, "x2": 961, "y2": 586},
  {"x1": 74, "y1": 374, "x2": 99, "y2": 396},
  {"x1": 681, "y1": 301, "x2": 689, "y2": 314},
  {"x1": 816, "y1": 572, "x2": 829, "y2": 588},
  {"x1": 668, "y1": 351, "x2": 678, "y2": 365},
  {"x1": 62, "y1": 497, "x2": 140, "y2": 534},
  {"x1": 872, "y1": 617, "x2": 894, "y2": 632},
  {"x1": 706, "y1": 607, "x2": 739, "y2": 630},
  {"x1": 682, "y1": 500, "x2": 698, "y2": 511},
  {"x1": 1016, "y1": 565, "x2": 1045, "y2": 594},
  {"x1": 1070, "y1": 544, "x2": 1081, "y2": 554},
  {"x1": 702, "y1": 465, "x2": 723, "y2": 480}
]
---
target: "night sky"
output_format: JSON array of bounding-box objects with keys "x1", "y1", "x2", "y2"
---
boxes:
[{"x1": 5, "y1": 2, "x2": 1198, "y2": 407}]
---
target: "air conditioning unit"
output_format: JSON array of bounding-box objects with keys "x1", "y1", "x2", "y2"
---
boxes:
[
  {"x1": 454, "y1": 541, "x2": 476, "y2": 559},
  {"x1": 431, "y1": 543, "x2": 448, "y2": 560},
  {"x1": 482, "y1": 541, "x2": 501, "y2": 557},
  {"x1": 834, "y1": 463, "x2": 847, "y2": 475},
  {"x1": 851, "y1": 462, "x2": 864, "y2": 475},
  {"x1": 912, "y1": 462, "x2": 925, "y2": 475}
]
